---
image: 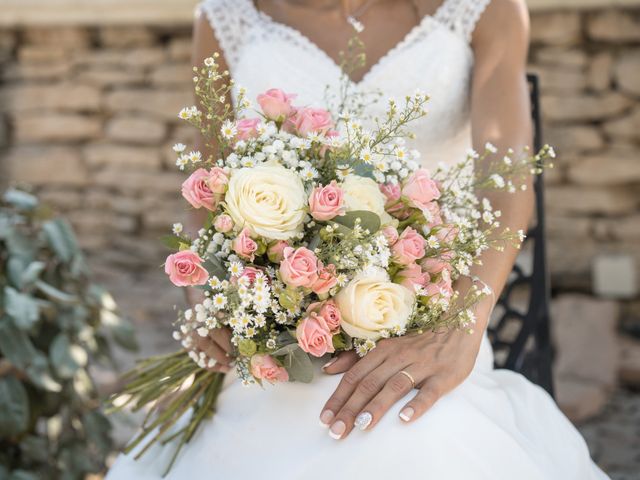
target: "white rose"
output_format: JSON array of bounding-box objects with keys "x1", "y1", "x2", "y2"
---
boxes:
[
  {"x1": 335, "y1": 267, "x2": 414, "y2": 340},
  {"x1": 340, "y1": 174, "x2": 394, "y2": 226},
  {"x1": 225, "y1": 163, "x2": 306, "y2": 240}
]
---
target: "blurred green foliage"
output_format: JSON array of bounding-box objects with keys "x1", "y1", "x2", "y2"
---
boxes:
[{"x1": 0, "y1": 188, "x2": 138, "y2": 479}]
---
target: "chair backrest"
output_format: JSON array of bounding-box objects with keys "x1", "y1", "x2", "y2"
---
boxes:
[{"x1": 486, "y1": 74, "x2": 555, "y2": 397}]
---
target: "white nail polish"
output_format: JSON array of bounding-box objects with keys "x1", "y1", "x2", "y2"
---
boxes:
[
  {"x1": 399, "y1": 407, "x2": 414, "y2": 422},
  {"x1": 328, "y1": 430, "x2": 342, "y2": 440},
  {"x1": 322, "y1": 357, "x2": 337, "y2": 370},
  {"x1": 354, "y1": 412, "x2": 373, "y2": 430}
]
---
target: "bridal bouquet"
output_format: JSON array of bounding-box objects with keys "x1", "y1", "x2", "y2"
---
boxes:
[{"x1": 108, "y1": 51, "x2": 553, "y2": 474}]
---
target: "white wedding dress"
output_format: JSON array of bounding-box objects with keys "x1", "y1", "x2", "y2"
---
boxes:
[{"x1": 107, "y1": 0, "x2": 609, "y2": 478}]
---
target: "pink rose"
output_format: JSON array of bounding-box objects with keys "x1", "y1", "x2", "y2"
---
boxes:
[
  {"x1": 232, "y1": 228, "x2": 258, "y2": 261},
  {"x1": 420, "y1": 257, "x2": 452, "y2": 275},
  {"x1": 319, "y1": 300, "x2": 342, "y2": 332},
  {"x1": 257, "y1": 88, "x2": 296, "y2": 121},
  {"x1": 436, "y1": 224, "x2": 459, "y2": 244},
  {"x1": 231, "y1": 266, "x2": 264, "y2": 286},
  {"x1": 236, "y1": 118, "x2": 261, "y2": 141},
  {"x1": 395, "y1": 263, "x2": 430, "y2": 291},
  {"x1": 214, "y1": 214, "x2": 233, "y2": 233},
  {"x1": 309, "y1": 181, "x2": 345, "y2": 221},
  {"x1": 382, "y1": 226, "x2": 399, "y2": 245},
  {"x1": 164, "y1": 250, "x2": 208, "y2": 287},
  {"x1": 181, "y1": 167, "x2": 229, "y2": 211},
  {"x1": 306, "y1": 300, "x2": 341, "y2": 332},
  {"x1": 250, "y1": 354, "x2": 289, "y2": 384},
  {"x1": 279, "y1": 247, "x2": 319, "y2": 288},
  {"x1": 402, "y1": 169, "x2": 441, "y2": 211},
  {"x1": 392, "y1": 227, "x2": 426, "y2": 265},
  {"x1": 285, "y1": 107, "x2": 333, "y2": 137},
  {"x1": 296, "y1": 314, "x2": 335, "y2": 357},
  {"x1": 267, "y1": 240, "x2": 289, "y2": 263},
  {"x1": 311, "y1": 263, "x2": 338, "y2": 295},
  {"x1": 380, "y1": 182, "x2": 410, "y2": 219},
  {"x1": 424, "y1": 270, "x2": 453, "y2": 299}
]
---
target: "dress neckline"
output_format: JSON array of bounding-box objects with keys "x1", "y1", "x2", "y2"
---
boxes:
[{"x1": 245, "y1": 0, "x2": 454, "y2": 87}]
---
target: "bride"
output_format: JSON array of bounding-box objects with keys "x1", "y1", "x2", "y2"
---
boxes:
[{"x1": 107, "y1": 0, "x2": 609, "y2": 478}]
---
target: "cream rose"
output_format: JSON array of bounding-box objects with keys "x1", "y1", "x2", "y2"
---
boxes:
[
  {"x1": 341, "y1": 174, "x2": 394, "y2": 226},
  {"x1": 335, "y1": 267, "x2": 414, "y2": 340},
  {"x1": 225, "y1": 163, "x2": 307, "y2": 240}
]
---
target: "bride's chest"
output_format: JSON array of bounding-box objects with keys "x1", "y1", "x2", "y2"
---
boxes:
[{"x1": 232, "y1": 23, "x2": 474, "y2": 138}]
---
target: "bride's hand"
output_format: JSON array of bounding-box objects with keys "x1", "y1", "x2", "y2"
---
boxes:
[{"x1": 318, "y1": 326, "x2": 484, "y2": 440}]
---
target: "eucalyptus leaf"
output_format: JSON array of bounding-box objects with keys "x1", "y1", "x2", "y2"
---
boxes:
[
  {"x1": 0, "y1": 376, "x2": 30, "y2": 437},
  {"x1": 160, "y1": 234, "x2": 186, "y2": 250},
  {"x1": 35, "y1": 280, "x2": 79, "y2": 304},
  {"x1": 20, "y1": 261, "x2": 46, "y2": 288},
  {"x1": 271, "y1": 343, "x2": 300, "y2": 356},
  {"x1": 49, "y1": 334, "x2": 86, "y2": 379},
  {"x1": 83, "y1": 411, "x2": 113, "y2": 455},
  {"x1": 3, "y1": 188, "x2": 38, "y2": 210},
  {"x1": 25, "y1": 355, "x2": 62, "y2": 393},
  {"x1": 101, "y1": 310, "x2": 138, "y2": 351},
  {"x1": 332, "y1": 210, "x2": 381, "y2": 233},
  {"x1": 19, "y1": 436, "x2": 49, "y2": 463},
  {"x1": 203, "y1": 256, "x2": 227, "y2": 281},
  {"x1": 0, "y1": 318, "x2": 38, "y2": 369},
  {"x1": 4, "y1": 287, "x2": 39, "y2": 330},
  {"x1": 8, "y1": 471, "x2": 39, "y2": 480},
  {"x1": 6, "y1": 256, "x2": 28, "y2": 289},
  {"x1": 283, "y1": 346, "x2": 314, "y2": 383},
  {"x1": 42, "y1": 219, "x2": 77, "y2": 263}
]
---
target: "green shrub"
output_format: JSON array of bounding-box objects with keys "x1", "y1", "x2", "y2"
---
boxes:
[{"x1": 0, "y1": 188, "x2": 137, "y2": 479}]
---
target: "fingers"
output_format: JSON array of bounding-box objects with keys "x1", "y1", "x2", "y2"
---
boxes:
[
  {"x1": 355, "y1": 368, "x2": 418, "y2": 431},
  {"x1": 213, "y1": 327, "x2": 233, "y2": 353},
  {"x1": 319, "y1": 352, "x2": 385, "y2": 430},
  {"x1": 321, "y1": 350, "x2": 358, "y2": 374},
  {"x1": 398, "y1": 377, "x2": 443, "y2": 423}
]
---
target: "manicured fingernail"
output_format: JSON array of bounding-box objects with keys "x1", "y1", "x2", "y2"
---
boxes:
[
  {"x1": 354, "y1": 412, "x2": 373, "y2": 430},
  {"x1": 399, "y1": 407, "x2": 414, "y2": 422},
  {"x1": 319, "y1": 410, "x2": 334, "y2": 427},
  {"x1": 322, "y1": 357, "x2": 337, "y2": 370},
  {"x1": 329, "y1": 420, "x2": 345, "y2": 440}
]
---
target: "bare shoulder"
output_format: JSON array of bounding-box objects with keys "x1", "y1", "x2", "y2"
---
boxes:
[
  {"x1": 473, "y1": 0, "x2": 530, "y2": 63},
  {"x1": 474, "y1": 0, "x2": 530, "y2": 51}
]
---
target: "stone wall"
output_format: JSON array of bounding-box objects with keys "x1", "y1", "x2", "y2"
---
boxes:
[{"x1": 1, "y1": 4, "x2": 639, "y2": 432}]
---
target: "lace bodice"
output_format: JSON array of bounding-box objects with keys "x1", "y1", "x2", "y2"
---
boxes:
[{"x1": 197, "y1": 0, "x2": 492, "y2": 169}]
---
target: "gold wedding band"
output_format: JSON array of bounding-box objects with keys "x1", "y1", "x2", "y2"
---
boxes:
[{"x1": 399, "y1": 370, "x2": 416, "y2": 389}]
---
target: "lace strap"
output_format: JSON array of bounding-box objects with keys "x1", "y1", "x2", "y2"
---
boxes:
[
  {"x1": 434, "y1": 0, "x2": 493, "y2": 42},
  {"x1": 196, "y1": 0, "x2": 259, "y2": 71}
]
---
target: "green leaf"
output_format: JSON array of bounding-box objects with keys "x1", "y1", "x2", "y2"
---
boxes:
[
  {"x1": 332, "y1": 210, "x2": 381, "y2": 233},
  {"x1": 4, "y1": 287, "x2": 39, "y2": 330},
  {"x1": 0, "y1": 318, "x2": 38, "y2": 369},
  {"x1": 83, "y1": 411, "x2": 113, "y2": 456},
  {"x1": 42, "y1": 219, "x2": 78, "y2": 263},
  {"x1": 0, "y1": 376, "x2": 30, "y2": 437},
  {"x1": 203, "y1": 256, "x2": 227, "y2": 281},
  {"x1": 8, "y1": 471, "x2": 39, "y2": 480},
  {"x1": 283, "y1": 346, "x2": 314, "y2": 383},
  {"x1": 271, "y1": 343, "x2": 300, "y2": 356},
  {"x1": 49, "y1": 334, "x2": 87, "y2": 379},
  {"x1": 160, "y1": 234, "x2": 190, "y2": 250},
  {"x1": 332, "y1": 334, "x2": 347, "y2": 350},
  {"x1": 6, "y1": 257, "x2": 28, "y2": 289},
  {"x1": 19, "y1": 436, "x2": 49, "y2": 463},
  {"x1": 3, "y1": 188, "x2": 38, "y2": 211},
  {"x1": 24, "y1": 355, "x2": 62, "y2": 393},
  {"x1": 20, "y1": 261, "x2": 46, "y2": 288},
  {"x1": 34, "y1": 280, "x2": 79, "y2": 304},
  {"x1": 101, "y1": 310, "x2": 138, "y2": 351}
]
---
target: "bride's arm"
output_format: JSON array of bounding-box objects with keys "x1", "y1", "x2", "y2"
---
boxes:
[
  {"x1": 183, "y1": 11, "x2": 233, "y2": 373},
  {"x1": 319, "y1": 0, "x2": 532, "y2": 440}
]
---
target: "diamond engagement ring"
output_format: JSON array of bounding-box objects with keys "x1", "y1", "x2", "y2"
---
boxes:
[{"x1": 399, "y1": 370, "x2": 416, "y2": 389}]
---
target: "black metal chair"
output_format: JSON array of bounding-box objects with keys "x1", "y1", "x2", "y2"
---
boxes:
[{"x1": 486, "y1": 74, "x2": 555, "y2": 397}]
